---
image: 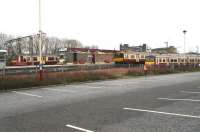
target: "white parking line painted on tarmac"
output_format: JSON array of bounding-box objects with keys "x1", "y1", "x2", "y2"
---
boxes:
[
  {"x1": 158, "y1": 98, "x2": 200, "y2": 102},
  {"x1": 66, "y1": 124, "x2": 94, "y2": 132},
  {"x1": 43, "y1": 88, "x2": 76, "y2": 93},
  {"x1": 123, "y1": 108, "x2": 200, "y2": 119},
  {"x1": 181, "y1": 91, "x2": 200, "y2": 94},
  {"x1": 140, "y1": 80, "x2": 154, "y2": 82},
  {"x1": 12, "y1": 91, "x2": 42, "y2": 98},
  {"x1": 72, "y1": 85, "x2": 104, "y2": 89}
]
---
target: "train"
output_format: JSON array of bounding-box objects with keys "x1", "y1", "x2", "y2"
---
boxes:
[
  {"x1": 113, "y1": 51, "x2": 146, "y2": 64},
  {"x1": 113, "y1": 51, "x2": 200, "y2": 66},
  {"x1": 7, "y1": 48, "x2": 200, "y2": 67},
  {"x1": 10, "y1": 55, "x2": 58, "y2": 66},
  {"x1": 8, "y1": 48, "x2": 115, "y2": 66}
]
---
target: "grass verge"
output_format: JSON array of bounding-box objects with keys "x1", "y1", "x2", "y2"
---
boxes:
[{"x1": 1, "y1": 67, "x2": 200, "y2": 91}]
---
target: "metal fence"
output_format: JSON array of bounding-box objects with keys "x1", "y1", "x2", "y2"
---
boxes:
[{"x1": 1, "y1": 63, "x2": 199, "y2": 77}]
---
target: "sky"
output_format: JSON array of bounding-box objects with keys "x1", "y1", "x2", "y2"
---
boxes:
[{"x1": 0, "y1": 0, "x2": 200, "y2": 52}]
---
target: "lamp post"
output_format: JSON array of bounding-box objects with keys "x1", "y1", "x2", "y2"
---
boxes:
[
  {"x1": 39, "y1": 0, "x2": 43, "y2": 80},
  {"x1": 183, "y1": 30, "x2": 187, "y2": 54},
  {"x1": 183, "y1": 30, "x2": 187, "y2": 66}
]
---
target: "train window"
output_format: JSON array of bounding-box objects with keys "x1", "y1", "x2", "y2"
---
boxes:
[
  {"x1": 124, "y1": 54, "x2": 128, "y2": 58},
  {"x1": 42, "y1": 57, "x2": 46, "y2": 61},
  {"x1": 48, "y1": 57, "x2": 54, "y2": 60},
  {"x1": 146, "y1": 55, "x2": 155, "y2": 62},
  {"x1": 114, "y1": 53, "x2": 124, "y2": 58},
  {"x1": 131, "y1": 55, "x2": 135, "y2": 59},
  {"x1": 27, "y1": 57, "x2": 30, "y2": 61},
  {"x1": 60, "y1": 55, "x2": 64, "y2": 59},
  {"x1": 163, "y1": 59, "x2": 165, "y2": 62},
  {"x1": 33, "y1": 57, "x2": 37, "y2": 61},
  {"x1": 0, "y1": 56, "x2": 4, "y2": 60},
  {"x1": 171, "y1": 59, "x2": 174, "y2": 62},
  {"x1": 159, "y1": 59, "x2": 162, "y2": 62},
  {"x1": 174, "y1": 59, "x2": 177, "y2": 62}
]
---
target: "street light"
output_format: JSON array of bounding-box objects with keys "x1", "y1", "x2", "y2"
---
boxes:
[
  {"x1": 183, "y1": 30, "x2": 187, "y2": 66},
  {"x1": 183, "y1": 30, "x2": 187, "y2": 54},
  {"x1": 39, "y1": 0, "x2": 43, "y2": 80}
]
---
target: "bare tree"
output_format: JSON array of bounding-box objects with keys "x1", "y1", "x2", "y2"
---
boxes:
[
  {"x1": 61, "y1": 39, "x2": 83, "y2": 49},
  {"x1": 1, "y1": 33, "x2": 85, "y2": 56},
  {"x1": 84, "y1": 45, "x2": 98, "y2": 49},
  {"x1": 0, "y1": 33, "x2": 13, "y2": 49},
  {"x1": 44, "y1": 37, "x2": 62, "y2": 55}
]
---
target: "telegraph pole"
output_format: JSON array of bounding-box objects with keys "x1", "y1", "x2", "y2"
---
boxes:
[{"x1": 39, "y1": 0, "x2": 43, "y2": 80}]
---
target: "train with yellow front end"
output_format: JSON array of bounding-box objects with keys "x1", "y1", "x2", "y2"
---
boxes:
[
  {"x1": 113, "y1": 51, "x2": 200, "y2": 66},
  {"x1": 113, "y1": 51, "x2": 146, "y2": 64}
]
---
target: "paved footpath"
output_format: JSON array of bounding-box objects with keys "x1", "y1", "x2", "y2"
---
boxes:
[{"x1": 1, "y1": 72, "x2": 200, "y2": 132}]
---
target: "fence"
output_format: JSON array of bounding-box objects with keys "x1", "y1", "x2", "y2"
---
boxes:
[{"x1": 0, "y1": 63, "x2": 200, "y2": 77}]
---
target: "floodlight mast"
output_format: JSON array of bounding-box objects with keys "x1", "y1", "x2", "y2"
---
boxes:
[
  {"x1": 183, "y1": 30, "x2": 187, "y2": 54},
  {"x1": 39, "y1": 0, "x2": 43, "y2": 80},
  {"x1": 183, "y1": 30, "x2": 187, "y2": 65}
]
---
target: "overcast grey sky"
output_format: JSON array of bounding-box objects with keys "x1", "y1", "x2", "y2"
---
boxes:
[{"x1": 0, "y1": 0, "x2": 200, "y2": 52}]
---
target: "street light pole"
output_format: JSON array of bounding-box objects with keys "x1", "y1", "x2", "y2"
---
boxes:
[
  {"x1": 183, "y1": 30, "x2": 187, "y2": 66},
  {"x1": 39, "y1": 0, "x2": 43, "y2": 80},
  {"x1": 183, "y1": 30, "x2": 187, "y2": 54}
]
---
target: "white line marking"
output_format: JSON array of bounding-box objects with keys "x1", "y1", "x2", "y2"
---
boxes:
[
  {"x1": 158, "y1": 98, "x2": 200, "y2": 102},
  {"x1": 66, "y1": 124, "x2": 94, "y2": 132},
  {"x1": 72, "y1": 85, "x2": 104, "y2": 89},
  {"x1": 12, "y1": 91, "x2": 42, "y2": 98},
  {"x1": 43, "y1": 88, "x2": 76, "y2": 93},
  {"x1": 123, "y1": 108, "x2": 200, "y2": 119},
  {"x1": 84, "y1": 85, "x2": 105, "y2": 89},
  {"x1": 181, "y1": 91, "x2": 200, "y2": 94}
]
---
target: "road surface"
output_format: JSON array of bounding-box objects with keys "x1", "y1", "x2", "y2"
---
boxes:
[{"x1": 1, "y1": 72, "x2": 200, "y2": 132}]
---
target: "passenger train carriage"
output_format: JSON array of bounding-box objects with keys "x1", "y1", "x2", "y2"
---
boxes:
[
  {"x1": 113, "y1": 51, "x2": 146, "y2": 64},
  {"x1": 113, "y1": 51, "x2": 200, "y2": 66}
]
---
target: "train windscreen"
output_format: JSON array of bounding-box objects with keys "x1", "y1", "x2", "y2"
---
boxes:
[{"x1": 114, "y1": 53, "x2": 124, "y2": 58}]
